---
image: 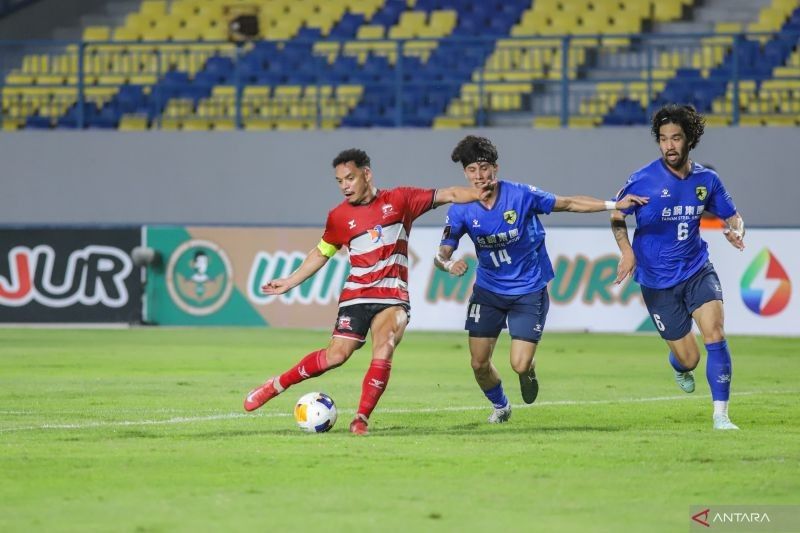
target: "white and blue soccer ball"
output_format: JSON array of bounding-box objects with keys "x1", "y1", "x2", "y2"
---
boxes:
[{"x1": 294, "y1": 392, "x2": 337, "y2": 433}]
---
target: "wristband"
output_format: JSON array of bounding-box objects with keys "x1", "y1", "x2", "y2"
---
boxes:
[
  {"x1": 604, "y1": 200, "x2": 617, "y2": 211},
  {"x1": 443, "y1": 260, "x2": 455, "y2": 272}
]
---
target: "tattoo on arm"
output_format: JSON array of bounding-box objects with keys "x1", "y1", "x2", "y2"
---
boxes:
[{"x1": 611, "y1": 219, "x2": 629, "y2": 243}]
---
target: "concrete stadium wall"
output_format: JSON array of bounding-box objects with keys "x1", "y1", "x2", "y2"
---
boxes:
[{"x1": 0, "y1": 127, "x2": 796, "y2": 228}]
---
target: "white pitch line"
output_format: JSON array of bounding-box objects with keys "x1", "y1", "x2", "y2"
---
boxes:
[{"x1": 0, "y1": 389, "x2": 795, "y2": 434}]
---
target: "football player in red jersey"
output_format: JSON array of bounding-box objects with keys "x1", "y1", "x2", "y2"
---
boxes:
[{"x1": 244, "y1": 148, "x2": 491, "y2": 435}]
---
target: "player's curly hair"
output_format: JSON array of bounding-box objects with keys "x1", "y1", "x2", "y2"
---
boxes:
[
  {"x1": 332, "y1": 148, "x2": 371, "y2": 168},
  {"x1": 451, "y1": 135, "x2": 499, "y2": 168},
  {"x1": 651, "y1": 104, "x2": 706, "y2": 150}
]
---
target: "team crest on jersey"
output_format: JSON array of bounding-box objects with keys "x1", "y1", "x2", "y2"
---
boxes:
[
  {"x1": 337, "y1": 316, "x2": 352, "y2": 330},
  {"x1": 368, "y1": 225, "x2": 384, "y2": 243},
  {"x1": 695, "y1": 186, "x2": 708, "y2": 201},
  {"x1": 381, "y1": 204, "x2": 395, "y2": 218},
  {"x1": 503, "y1": 210, "x2": 517, "y2": 224}
]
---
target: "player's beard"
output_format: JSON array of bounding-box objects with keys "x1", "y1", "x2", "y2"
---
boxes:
[{"x1": 663, "y1": 147, "x2": 689, "y2": 172}]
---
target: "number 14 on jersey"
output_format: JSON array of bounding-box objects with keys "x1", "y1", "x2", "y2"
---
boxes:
[{"x1": 489, "y1": 249, "x2": 512, "y2": 267}]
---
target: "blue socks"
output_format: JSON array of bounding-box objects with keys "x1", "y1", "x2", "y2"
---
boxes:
[
  {"x1": 668, "y1": 351, "x2": 689, "y2": 373},
  {"x1": 483, "y1": 382, "x2": 509, "y2": 409},
  {"x1": 705, "y1": 340, "x2": 732, "y2": 401}
]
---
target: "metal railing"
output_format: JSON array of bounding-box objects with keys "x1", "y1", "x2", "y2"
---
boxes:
[{"x1": 1, "y1": 31, "x2": 799, "y2": 130}]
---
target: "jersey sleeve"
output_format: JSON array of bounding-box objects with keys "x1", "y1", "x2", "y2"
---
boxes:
[
  {"x1": 615, "y1": 174, "x2": 641, "y2": 215},
  {"x1": 320, "y1": 210, "x2": 345, "y2": 250},
  {"x1": 396, "y1": 187, "x2": 437, "y2": 221},
  {"x1": 439, "y1": 205, "x2": 466, "y2": 249},
  {"x1": 524, "y1": 183, "x2": 556, "y2": 214},
  {"x1": 705, "y1": 174, "x2": 737, "y2": 219}
]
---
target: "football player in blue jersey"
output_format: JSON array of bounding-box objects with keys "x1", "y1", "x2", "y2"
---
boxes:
[
  {"x1": 610, "y1": 104, "x2": 745, "y2": 430},
  {"x1": 434, "y1": 135, "x2": 648, "y2": 424}
]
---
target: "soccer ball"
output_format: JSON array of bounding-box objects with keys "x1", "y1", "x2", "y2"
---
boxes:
[{"x1": 294, "y1": 392, "x2": 337, "y2": 433}]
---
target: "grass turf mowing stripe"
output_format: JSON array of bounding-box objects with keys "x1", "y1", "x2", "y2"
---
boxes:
[{"x1": 1, "y1": 388, "x2": 795, "y2": 433}]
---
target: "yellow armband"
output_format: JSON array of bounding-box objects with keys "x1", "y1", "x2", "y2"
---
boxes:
[{"x1": 316, "y1": 239, "x2": 339, "y2": 258}]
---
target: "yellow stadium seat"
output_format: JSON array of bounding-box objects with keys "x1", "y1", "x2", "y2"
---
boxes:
[
  {"x1": 140, "y1": 0, "x2": 167, "y2": 18},
  {"x1": 313, "y1": 42, "x2": 341, "y2": 63},
  {"x1": 113, "y1": 27, "x2": 141, "y2": 42},
  {"x1": 83, "y1": 26, "x2": 111, "y2": 42},
  {"x1": 129, "y1": 74, "x2": 158, "y2": 85},
  {"x1": 5, "y1": 72, "x2": 35, "y2": 85},
  {"x1": 242, "y1": 86, "x2": 270, "y2": 99},
  {"x1": 274, "y1": 119, "x2": 311, "y2": 130},
  {"x1": 140, "y1": 28, "x2": 171, "y2": 41},
  {"x1": 212, "y1": 119, "x2": 237, "y2": 131},
  {"x1": 35, "y1": 74, "x2": 65, "y2": 86},
  {"x1": 432, "y1": 116, "x2": 474, "y2": 129},
  {"x1": 159, "y1": 117, "x2": 182, "y2": 130},
  {"x1": 172, "y1": 27, "x2": 202, "y2": 41},
  {"x1": 356, "y1": 25, "x2": 385, "y2": 39},
  {"x1": 274, "y1": 85, "x2": 303, "y2": 100},
  {"x1": 2, "y1": 118, "x2": 24, "y2": 131},
  {"x1": 304, "y1": 85, "x2": 334, "y2": 99},
  {"x1": 182, "y1": 118, "x2": 211, "y2": 131},
  {"x1": 704, "y1": 114, "x2": 731, "y2": 128},
  {"x1": 199, "y1": 26, "x2": 228, "y2": 41},
  {"x1": 119, "y1": 114, "x2": 149, "y2": 130},
  {"x1": 243, "y1": 118, "x2": 274, "y2": 130},
  {"x1": 568, "y1": 116, "x2": 600, "y2": 128},
  {"x1": 533, "y1": 115, "x2": 561, "y2": 128}
]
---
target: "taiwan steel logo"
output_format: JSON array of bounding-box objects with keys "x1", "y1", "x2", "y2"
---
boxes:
[
  {"x1": 166, "y1": 240, "x2": 233, "y2": 316},
  {"x1": 740, "y1": 248, "x2": 791, "y2": 316}
]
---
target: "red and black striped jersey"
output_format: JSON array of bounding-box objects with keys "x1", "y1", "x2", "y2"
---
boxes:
[{"x1": 321, "y1": 187, "x2": 437, "y2": 308}]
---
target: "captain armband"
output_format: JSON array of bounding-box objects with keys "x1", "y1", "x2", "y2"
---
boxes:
[{"x1": 316, "y1": 239, "x2": 339, "y2": 258}]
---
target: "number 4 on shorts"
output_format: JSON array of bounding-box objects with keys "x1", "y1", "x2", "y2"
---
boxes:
[{"x1": 469, "y1": 303, "x2": 481, "y2": 323}]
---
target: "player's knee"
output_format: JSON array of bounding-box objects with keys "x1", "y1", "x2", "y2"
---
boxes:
[
  {"x1": 470, "y1": 357, "x2": 491, "y2": 374},
  {"x1": 702, "y1": 326, "x2": 725, "y2": 345},
  {"x1": 673, "y1": 350, "x2": 699, "y2": 370},
  {"x1": 326, "y1": 348, "x2": 354, "y2": 367},
  {"x1": 510, "y1": 360, "x2": 531, "y2": 374}
]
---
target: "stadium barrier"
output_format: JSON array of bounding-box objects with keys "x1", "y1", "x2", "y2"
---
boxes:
[
  {"x1": 0, "y1": 227, "x2": 142, "y2": 323},
  {"x1": 125, "y1": 226, "x2": 800, "y2": 335},
  {"x1": 1, "y1": 32, "x2": 799, "y2": 130},
  {"x1": 1, "y1": 225, "x2": 795, "y2": 334}
]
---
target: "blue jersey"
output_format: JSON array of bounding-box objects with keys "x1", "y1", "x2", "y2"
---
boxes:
[
  {"x1": 441, "y1": 180, "x2": 557, "y2": 295},
  {"x1": 616, "y1": 159, "x2": 737, "y2": 289}
]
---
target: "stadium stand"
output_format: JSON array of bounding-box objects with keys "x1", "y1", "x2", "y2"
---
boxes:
[{"x1": 1, "y1": 0, "x2": 798, "y2": 130}]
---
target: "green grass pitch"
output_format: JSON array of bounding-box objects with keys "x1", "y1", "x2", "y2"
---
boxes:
[{"x1": 1, "y1": 328, "x2": 798, "y2": 532}]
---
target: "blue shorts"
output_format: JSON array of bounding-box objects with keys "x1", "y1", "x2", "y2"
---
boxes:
[
  {"x1": 640, "y1": 262, "x2": 723, "y2": 341},
  {"x1": 465, "y1": 285, "x2": 549, "y2": 343}
]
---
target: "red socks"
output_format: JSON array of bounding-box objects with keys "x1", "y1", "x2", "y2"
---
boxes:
[
  {"x1": 277, "y1": 352, "x2": 392, "y2": 422},
  {"x1": 278, "y1": 349, "x2": 329, "y2": 389},
  {"x1": 357, "y1": 359, "x2": 392, "y2": 420}
]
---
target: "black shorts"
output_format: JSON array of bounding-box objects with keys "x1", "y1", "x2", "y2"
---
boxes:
[
  {"x1": 465, "y1": 285, "x2": 550, "y2": 343},
  {"x1": 640, "y1": 262, "x2": 723, "y2": 341},
  {"x1": 333, "y1": 303, "x2": 411, "y2": 343}
]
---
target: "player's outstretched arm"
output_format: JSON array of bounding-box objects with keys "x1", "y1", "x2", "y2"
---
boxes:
[
  {"x1": 610, "y1": 211, "x2": 636, "y2": 284},
  {"x1": 434, "y1": 244, "x2": 468, "y2": 277},
  {"x1": 261, "y1": 246, "x2": 331, "y2": 295},
  {"x1": 552, "y1": 193, "x2": 649, "y2": 213},
  {"x1": 433, "y1": 183, "x2": 493, "y2": 207},
  {"x1": 722, "y1": 213, "x2": 745, "y2": 250}
]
